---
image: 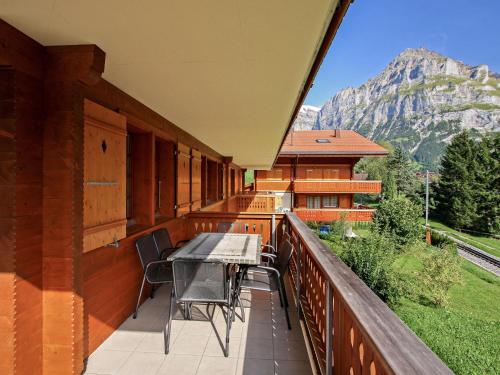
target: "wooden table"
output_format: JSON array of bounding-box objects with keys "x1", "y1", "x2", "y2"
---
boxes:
[{"x1": 168, "y1": 233, "x2": 262, "y2": 265}]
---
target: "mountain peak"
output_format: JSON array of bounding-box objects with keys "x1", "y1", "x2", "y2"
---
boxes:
[
  {"x1": 293, "y1": 49, "x2": 500, "y2": 168},
  {"x1": 396, "y1": 47, "x2": 444, "y2": 60}
]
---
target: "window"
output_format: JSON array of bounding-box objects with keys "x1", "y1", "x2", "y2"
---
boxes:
[
  {"x1": 207, "y1": 159, "x2": 218, "y2": 204},
  {"x1": 126, "y1": 130, "x2": 155, "y2": 231},
  {"x1": 323, "y1": 195, "x2": 338, "y2": 208},
  {"x1": 306, "y1": 196, "x2": 321, "y2": 209}
]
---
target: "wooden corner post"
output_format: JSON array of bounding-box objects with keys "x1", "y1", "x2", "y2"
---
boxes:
[{"x1": 43, "y1": 45, "x2": 105, "y2": 375}]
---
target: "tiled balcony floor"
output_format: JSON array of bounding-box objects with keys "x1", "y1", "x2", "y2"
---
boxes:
[{"x1": 84, "y1": 281, "x2": 314, "y2": 375}]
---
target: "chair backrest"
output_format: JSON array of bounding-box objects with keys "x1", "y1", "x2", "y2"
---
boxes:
[
  {"x1": 152, "y1": 228, "x2": 174, "y2": 254},
  {"x1": 135, "y1": 234, "x2": 160, "y2": 270},
  {"x1": 172, "y1": 260, "x2": 229, "y2": 303},
  {"x1": 276, "y1": 239, "x2": 294, "y2": 277},
  {"x1": 217, "y1": 222, "x2": 233, "y2": 233}
]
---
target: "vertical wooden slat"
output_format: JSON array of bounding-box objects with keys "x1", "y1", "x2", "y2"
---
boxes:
[{"x1": 325, "y1": 283, "x2": 333, "y2": 375}]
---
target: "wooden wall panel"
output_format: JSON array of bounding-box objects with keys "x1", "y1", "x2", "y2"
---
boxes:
[
  {"x1": 83, "y1": 100, "x2": 127, "y2": 252},
  {"x1": 0, "y1": 66, "x2": 44, "y2": 375},
  {"x1": 155, "y1": 139, "x2": 175, "y2": 219},
  {"x1": 176, "y1": 142, "x2": 191, "y2": 216},
  {"x1": 191, "y1": 149, "x2": 202, "y2": 210}
]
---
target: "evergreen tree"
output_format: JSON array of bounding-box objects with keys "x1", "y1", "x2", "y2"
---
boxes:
[
  {"x1": 474, "y1": 133, "x2": 500, "y2": 232},
  {"x1": 386, "y1": 146, "x2": 418, "y2": 199},
  {"x1": 435, "y1": 131, "x2": 478, "y2": 229},
  {"x1": 382, "y1": 170, "x2": 397, "y2": 200}
]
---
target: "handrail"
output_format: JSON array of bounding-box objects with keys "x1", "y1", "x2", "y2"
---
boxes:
[{"x1": 286, "y1": 212, "x2": 452, "y2": 375}]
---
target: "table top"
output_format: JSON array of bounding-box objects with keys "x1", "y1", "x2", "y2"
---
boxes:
[{"x1": 167, "y1": 233, "x2": 262, "y2": 265}]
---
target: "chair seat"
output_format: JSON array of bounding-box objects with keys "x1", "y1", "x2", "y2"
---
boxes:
[
  {"x1": 177, "y1": 280, "x2": 227, "y2": 302},
  {"x1": 145, "y1": 263, "x2": 173, "y2": 283},
  {"x1": 239, "y1": 268, "x2": 278, "y2": 292}
]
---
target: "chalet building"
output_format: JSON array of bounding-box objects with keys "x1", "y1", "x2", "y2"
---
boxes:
[
  {"x1": 254, "y1": 130, "x2": 389, "y2": 222},
  {"x1": 0, "y1": 3, "x2": 450, "y2": 375}
]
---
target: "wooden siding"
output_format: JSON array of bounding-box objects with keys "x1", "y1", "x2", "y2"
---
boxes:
[
  {"x1": 294, "y1": 180, "x2": 382, "y2": 194},
  {"x1": 191, "y1": 149, "x2": 202, "y2": 210},
  {"x1": 294, "y1": 209, "x2": 374, "y2": 222},
  {"x1": 296, "y1": 165, "x2": 351, "y2": 180},
  {"x1": 255, "y1": 180, "x2": 292, "y2": 191},
  {"x1": 176, "y1": 142, "x2": 191, "y2": 215}
]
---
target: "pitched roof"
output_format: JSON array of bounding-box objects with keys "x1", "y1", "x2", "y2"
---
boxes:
[{"x1": 280, "y1": 130, "x2": 389, "y2": 156}]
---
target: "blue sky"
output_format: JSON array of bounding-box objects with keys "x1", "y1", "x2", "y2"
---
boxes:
[{"x1": 304, "y1": 0, "x2": 500, "y2": 107}]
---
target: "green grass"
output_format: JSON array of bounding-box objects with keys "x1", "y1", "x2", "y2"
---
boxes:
[
  {"x1": 393, "y1": 254, "x2": 500, "y2": 375},
  {"x1": 422, "y1": 218, "x2": 500, "y2": 257},
  {"x1": 321, "y1": 235, "x2": 500, "y2": 374}
]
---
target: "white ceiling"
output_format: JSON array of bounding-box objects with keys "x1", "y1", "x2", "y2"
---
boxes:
[{"x1": 1, "y1": 0, "x2": 339, "y2": 168}]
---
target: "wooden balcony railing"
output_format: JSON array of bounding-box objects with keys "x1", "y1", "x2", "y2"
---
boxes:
[
  {"x1": 294, "y1": 180, "x2": 382, "y2": 194},
  {"x1": 285, "y1": 213, "x2": 452, "y2": 375},
  {"x1": 294, "y1": 208, "x2": 375, "y2": 222}
]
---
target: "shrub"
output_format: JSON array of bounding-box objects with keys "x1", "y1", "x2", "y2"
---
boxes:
[
  {"x1": 373, "y1": 195, "x2": 422, "y2": 249},
  {"x1": 339, "y1": 233, "x2": 401, "y2": 305},
  {"x1": 430, "y1": 230, "x2": 456, "y2": 249},
  {"x1": 417, "y1": 245, "x2": 462, "y2": 306}
]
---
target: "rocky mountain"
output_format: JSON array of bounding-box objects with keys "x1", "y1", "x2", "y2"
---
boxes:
[
  {"x1": 294, "y1": 105, "x2": 320, "y2": 130},
  {"x1": 294, "y1": 48, "x2": 500, "y2": 168}
]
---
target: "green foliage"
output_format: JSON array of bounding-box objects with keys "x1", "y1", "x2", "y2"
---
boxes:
[
  {"x1": 474, "y1": 133, "x2": 500, "y2": 233},
  {"x1": 373, "y1": 195, "x2": 422, "y2": 249},
  {"x1": 417, "y1": 246, "x2": 462, "y2": 306},
  {"x1": 244, "y1": 170, "x2": 254, "y2": 185},
  {"x1": 381, "y1": 170, "x2": 396, "y2": 200},
  {"x1": 430, "y1": 230, "x2": 455, "y2": 248},
  {"x1": 339, "y1": 234, "x2": 401, "y2": 305},
  {"x1": 434, "y1": 131, "x2": 500, "y2": 233},
  {"x1": 386, "y1": 146, "x2": 419, "y2": 199}
]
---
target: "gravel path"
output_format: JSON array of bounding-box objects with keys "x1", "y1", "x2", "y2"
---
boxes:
[{"x1": 457, "y1": 248, "x2": 500, "y2": 276}]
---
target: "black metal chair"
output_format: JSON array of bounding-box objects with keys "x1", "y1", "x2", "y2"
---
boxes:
[
  {"x1": 237, "y1": 239, "x2": 294, "y2": 329},
  {"x1": 152, "y1": 228, "x2": 189, "y2": 259},
  {"x1": 133, "y1": 234, "x2": 173, "y2": 319},
  {"x1": 165, "y1": 260, "x2": 235, "y2": 356}
]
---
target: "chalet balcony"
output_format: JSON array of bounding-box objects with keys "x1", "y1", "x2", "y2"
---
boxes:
[
  {"x1": 82, "y1": 211, "x2": 450, "y2": 375},
  {"x1": 294, "y1": 208, "x2": 375, "y2": 222},
  {"x1": 293, "y1": 180, "x2": 382, "y2": 194}
]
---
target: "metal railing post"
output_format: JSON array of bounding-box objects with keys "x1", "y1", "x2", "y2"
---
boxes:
[{"x1": 271, "y1": 214, "x2": 276, "y2": 250}]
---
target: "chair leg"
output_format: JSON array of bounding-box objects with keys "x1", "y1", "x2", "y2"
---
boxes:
[
  {"x1": 237, "y1": 294, "x2": 245, "y2": 323},
  {"x1": 277, "y1": 279, "x2": 291, "y2": 330},
  {"x1": 150, "y1": 285, "x2": 156, "y2": 299},
  {"x1": 281, "y1": 279, "x2": 289, "y2": 308},
  {"x1": 164, "y1": 286, "x2": 175, "y2": 354},
  {"x1": 133, "y1": 275, "x2": 147, "y2": 319},
  {"x1": 225, "y1": 303, "x2": 233, "y2": 357}
]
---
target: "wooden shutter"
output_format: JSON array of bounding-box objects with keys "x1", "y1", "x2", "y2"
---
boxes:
[
  {"x1": 83, "y1": 99, "x2": 127, "y2": 252},
  {"x1": 176, "y1": 142, "x2": 191, "y2": 216},
  {"x1": 191, "y1": 150, "x2": 202, "y2": 211}
]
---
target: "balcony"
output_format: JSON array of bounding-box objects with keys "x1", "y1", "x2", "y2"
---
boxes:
[
  {"x1": 83, "y1": 211, "x2": 451, "y2": 375},
  {"x1": 293, "y1": 180, "x2": 382, "y2": 194},
  {"x1": 294, "y1": 208, "x2": 375, "y2": 222}
]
